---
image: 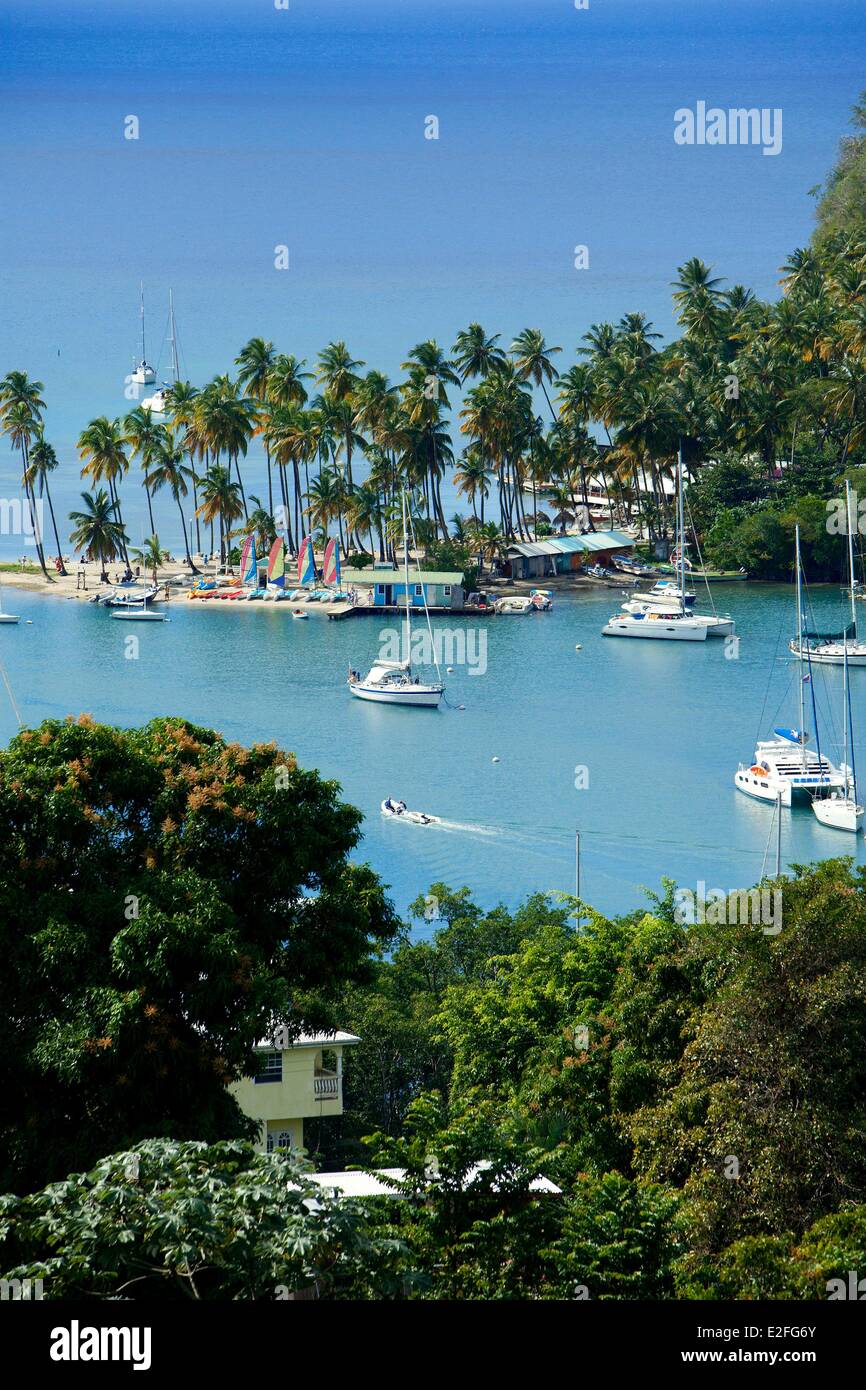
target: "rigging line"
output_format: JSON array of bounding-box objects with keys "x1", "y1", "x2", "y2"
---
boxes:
[
  {"x1": 0, "y1": 651, "x2": 22, "y2": 727},
  {"x1": 755, "y1": 601, "x2": 787, "y2": 745},
  {"x1": 683, "y1": 492, "x2": 717, "y2": 617},
  {"x1": 758, "y1": 796, "x2": 777, "y2": 881}
]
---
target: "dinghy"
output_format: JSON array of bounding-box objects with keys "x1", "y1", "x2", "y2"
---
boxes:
[{"x1": 380, "y1": 798, "x2": 440, "y2": 825}]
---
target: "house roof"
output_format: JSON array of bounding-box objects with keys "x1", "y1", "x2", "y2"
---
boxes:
[
  {"x1": 341, "y1": 568, "x2": 464, "y2": 587},
  {"x1": 308, "y1": 1163, "x2": 562, "y2": 1198},
  {"x1": 254, "y1": 1030, "x2": 361, "y2": 1052},
  {"x1": 507, "y1": 529, "x2": 634, "y2": 559}
]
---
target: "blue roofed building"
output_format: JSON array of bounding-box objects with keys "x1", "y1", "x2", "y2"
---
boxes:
[{"x1": 506, "y1": 530, "x2": 635, "y2": 580}]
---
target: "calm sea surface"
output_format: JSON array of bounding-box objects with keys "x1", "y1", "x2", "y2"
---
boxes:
[{"x1": 2, "y1": 580, "x2": 864, "y2": 927}]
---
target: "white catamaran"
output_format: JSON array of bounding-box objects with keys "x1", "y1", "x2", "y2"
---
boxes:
[
  {"x1": 735, "y1": 527, "x2": 846, "y2": 807},
  {"x1": 603, "y1": 448, "x2": 734, "y2": 641},
  {"x1": 142, "y1": 289, "x2": 181, "y2": 416},
  {"x1": 130, "y1": 283, "x2": 157, "y2": 386},
  {"x1": 348, "y1": 493, "x2": 445, "y2": 707}
]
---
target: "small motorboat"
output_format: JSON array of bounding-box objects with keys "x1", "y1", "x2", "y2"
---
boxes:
[
  {"x1": 110, "y1": 610, "x2": 167, "y2": 622},
  {"x1": 292, "y1": 609, "x2": 308, "y2": 620},
  {"x1": 380, "y1": 797, "x2": 440, "y2": 825}
]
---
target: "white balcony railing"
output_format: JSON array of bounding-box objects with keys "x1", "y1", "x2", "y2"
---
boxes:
[{"x1": 314, "y1": 1074, "x2": 340, "y2": 1101}]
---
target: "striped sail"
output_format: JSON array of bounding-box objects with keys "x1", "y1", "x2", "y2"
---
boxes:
[
  {"x1": 322, "y1": 538, "x2": 340, "y2": 587},
  {"x1": 267, "y1": 537, "x2": 285, "y2": 588},
  {"x1": 240, "y1": 535, "x2": 257, "y2": 586},
  {"x1": 297, "y1": 536, "x2": 316, "y2": 586}
]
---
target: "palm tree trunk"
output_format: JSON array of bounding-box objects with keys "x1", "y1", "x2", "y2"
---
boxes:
[
  {"x1": 176, "y1": 495, "x2": 197, "y2": 572},
  {"x1": 43, "y1": 476, "x2": 67, "y2": 575}
]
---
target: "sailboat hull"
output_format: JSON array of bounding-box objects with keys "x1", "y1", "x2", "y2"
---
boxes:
[
  {"x1": 349, "y1": 682, "x2": 443, "y2": 707},
  {"x1": 789, "y1": 640, "x2": 866, "y2": 666},
  {"x1": 812, "y1": 797, "x2": 864, "y2": 831},
  {"x1": 603, "y1": 615, "x2": 708, "y2": 640}
]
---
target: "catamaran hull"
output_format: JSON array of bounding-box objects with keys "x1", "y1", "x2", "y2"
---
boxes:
[
  {"x1": 350, "y1": 684, "x2": 442, "y2": 706},
  {"x1": 603, "y1": 617, "x2": 708, "y2": 640}
]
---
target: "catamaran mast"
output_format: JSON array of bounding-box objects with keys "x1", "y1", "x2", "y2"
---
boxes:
[
  {"x1": 796, "y1": 526, "x2": 806, "y2": 771},
  {"x1": 677, "y1": 444, "x2": 686, "y2": 607},
  {"x1": 168, "y1": 289, "x2": 180, "y2": 383},
  {"x1": 139, "y1": 282, "x2": 147, "y2": 365}
]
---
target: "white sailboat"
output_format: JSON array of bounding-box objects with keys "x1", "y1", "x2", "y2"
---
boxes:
[
  {"x1": 603, "y1": 449, "x2": 734, "y2": 640},
  {"x1": 735, "y1": 527, "x2": 846, "y2": 807},
  {"x1": 348, "y1": 493, "x2": 444, "y2": 707},
  {"x1": 811, "y1": 635, "x2": 864, "y2": 831},
  {"x1": 130, "y1": 283, "x2": 157, "y2": 386},
  {"x1": 789, "y1": 480, "x2": 866, "y2": 666},
  {"x1": 142, "y1": 289, "x2": 180, "y2": 416},
  {"x1": 0, "y1": 572, "x2": 20, "y2": 624}
]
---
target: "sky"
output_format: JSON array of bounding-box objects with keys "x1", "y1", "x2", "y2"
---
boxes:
[{"x1": 0, "y1": 0, "x2": 864, "y2": 551}]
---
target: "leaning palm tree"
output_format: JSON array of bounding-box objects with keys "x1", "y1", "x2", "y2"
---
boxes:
[
  {"x1": 236, "y1": 337, "x2": 276, "y2": 511},
  {"x1": 68, "y1": 489, "x2": 128, "y2": 582},
  {"x1": 316, "y1": 341, "x2": 364, "y2": 488},
  {"x1": 454, "y1": 447, "x2": 493, "y2": 524},
  {"x1": 77, "y1": 416, "x2": 130, "y2": 565},
  {"x1": 24, "y1": 431, "x2": 67, "y2": 574},
  {"x1": 146, "y1": 432, "x2": 199, "y2": 572},
  {"x1": 130, "y1": 534, "x2": 169, "y2": 588},
  {"x1": 165, "y1": 380, "x2": 201, "y2": 554},
  {"x1": 510, "y1": 328, "x2": 562, "y2": 420}
]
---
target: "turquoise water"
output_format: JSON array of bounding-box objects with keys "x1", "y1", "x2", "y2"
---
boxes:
[
  {"x1": 2, "y1": 581, "x2": 864, "y2": 926},
  {"x1": 2, "y1": 0, "x2": 865, "y2": 557}
]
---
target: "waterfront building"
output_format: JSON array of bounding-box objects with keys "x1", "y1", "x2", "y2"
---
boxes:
[{"x1": 506, "y1": 530, "x2": 635, "y2": 580}]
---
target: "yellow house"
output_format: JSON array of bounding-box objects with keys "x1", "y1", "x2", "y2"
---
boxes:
[{"x1": 230, "y1": 1030, "x2": 361, "y2": 1154}]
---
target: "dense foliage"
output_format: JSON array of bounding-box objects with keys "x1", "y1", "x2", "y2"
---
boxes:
[{"x1": 0, "y1": 716, "x2": 396, "y2": 1193}]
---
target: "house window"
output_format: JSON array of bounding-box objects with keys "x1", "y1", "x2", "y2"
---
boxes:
[
  {"x1": 266, "y1": 1130, "x2": 293, "y2": 1153},
  {"x1": 414, "y1": 583, "x2": 423, "y2": 596},
  {"x1": 443, "y1": 585, "x2": 451, "y2": 597},
  {"x1": 254, "y1": 1051, "x2": 282, "y2": 1084},
  {"x1": 376, "y1": 584, "x2": 384, "y2": 595}
]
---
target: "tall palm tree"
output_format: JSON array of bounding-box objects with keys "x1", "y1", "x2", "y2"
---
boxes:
[
  {"x1": 24, "y1": 431, "x2": 67, "y2": 574},
  {"x1": 146, "y1": 431, "x2": 199, "y2": 572},
  {"x1": 510, "y1": 328, "x2": 562, "y2": 420},
  {"x1": 454, "y1": 447, "x2": 493, "y2": 524},
  {"x1": 452, "y1": 323, "x2": 507, "y2": 383},
  {"x1": 123, "y1": 405, "x2": 163, "y2": 536},
  {"x1": 77, "y1": 417, "x2": 130, "y2": 565},
  {"x1": 165, "y1": 380, "x2": 201, "y2": 553},
  {"x1": 316, "y1": 342, "x2": 364, "y2": 488},
  {"x1": 68, "y1": 489, "x2": 128, "y2": 582},
  {"x1": 195, "y1": 465, "x2": 244, "y2": 569},
  {"x1": 236, "y1": 337, "x2": 276, "y2": 512},
  {"x1": 0, "y1": 372, "x2": 50, "y2": 577}
]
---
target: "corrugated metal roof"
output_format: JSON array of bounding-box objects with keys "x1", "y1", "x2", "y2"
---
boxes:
[
  {"x1": 341, "y1": 568, "x2": 464, "y2": 585},
  {"x1": 507, "y1": 530, "x2": 633, "y2": 559}
]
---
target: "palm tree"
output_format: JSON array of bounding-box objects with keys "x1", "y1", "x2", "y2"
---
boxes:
[
  {"x1": 0, "y1": 372, "x2": 50, "y2": 577},
  {"x1": 25, "y1": 431, "x2": 67, "y2": 574},
  {"x1": 454, "y1": 447, "x2": 493, "y2": 524},
  {"x1": 146, "y1": 431, "x2": 199, "y2": 571},
  {"x1": 316, "y1": 342, "x2": 364, "y2": 488},
  {"x1": 452, "y1": 324, "x2": 507, "y2": 383},
  {"x1": 130, "y1": 534, "x2": 168, "y2": 587},
  {"x1": 236, "y1": 337, "x2": 276, "y2": 511},
  {"x1": 123, "y1": 405, "x2": 163, "y2": 535},
  {"x1": 195, "y1": 465, "x2": 244, "y2": 569},
  {"x1": 77, "y1": 417, "x2": 131, "y2": 565},
  {"x1": 69, "y1": 489, "x2": 128, "y2": 582},
  {"x1": 510, "y1": 328, "x2": 562, "y2": 420},
  {"x1": 165, "y1": 380, "x2": 201, "y2": 553}
]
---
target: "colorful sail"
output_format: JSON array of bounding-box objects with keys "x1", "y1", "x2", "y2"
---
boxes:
[
  {"x1": 267, "y1": 537, "x2": 285, "y2": 589},
  {"x1": 322, "y1": 538, "x2": 341, "y2": 587},
  {"x1": 240, "y1": 535, "x2": 257, "y2": 586},
  {"x1": 297, "y1": 536, "x2": 316, "y2": 586}
]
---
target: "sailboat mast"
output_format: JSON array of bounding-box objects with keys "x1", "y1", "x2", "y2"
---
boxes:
[
  {"x1": 402, "y1": 490, "x2": 412, "y2": 664},
  {"x1": 139, "y1": 282, "x2": 146, "y2": 364},
  {"x1": 846, "y1": 478, "x2": 856, "y2": 631},
  {"x1": 843, "y1": 632, "x2": 849, "y2": 792},
  {"x1": 677, "y1": 445, "x2": 685, "y2": 607},
  {"x1": 169, "y1": 289, "x2": 180, "y2": 382},
  {"x1": 796, "y1": 526, "x2": 806, "y2": 770}
]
